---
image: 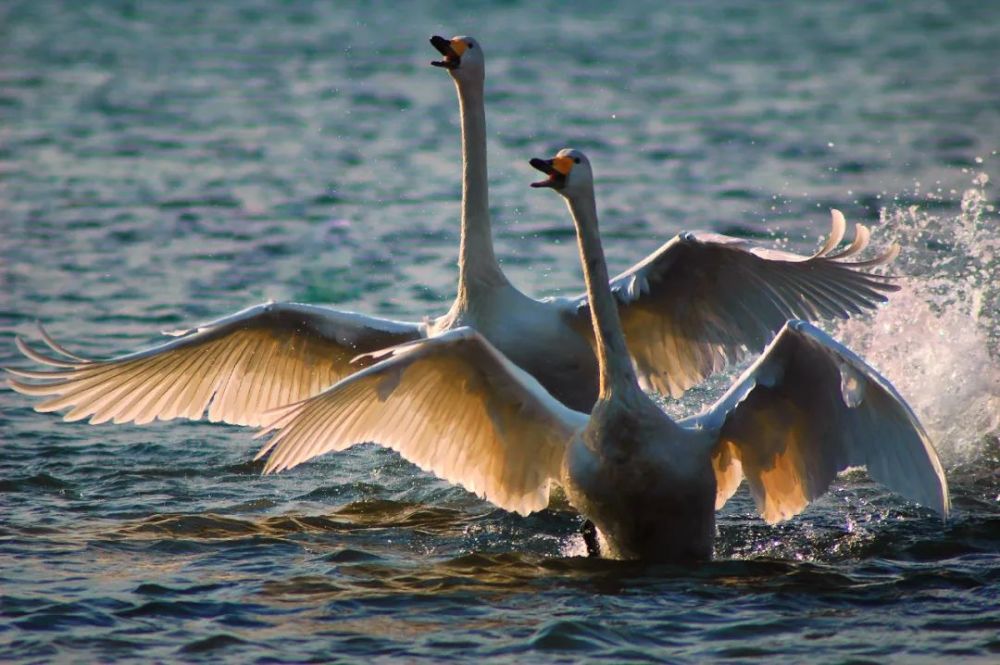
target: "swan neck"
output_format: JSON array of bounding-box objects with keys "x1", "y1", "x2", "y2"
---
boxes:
[
  {"x1": 566, "y1": 193, "x2": 639, "y2": 399},
  {"x1": 454, "y1": 76, "x2": 506, "y2": 298}
]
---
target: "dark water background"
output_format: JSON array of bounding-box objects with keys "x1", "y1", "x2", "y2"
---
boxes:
[{"x1": 2, "y1": 1, "x2": 999, "y2": 662}]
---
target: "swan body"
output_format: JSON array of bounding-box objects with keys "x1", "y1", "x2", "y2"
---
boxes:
[
  {"x1": 255, "y1": 149, "x2": 948, "y2": 562},
  {"x1": 430, "y1": 284, "x2": 600, "y2": 412},
  {"x1": 9, "y1": 36, "x2": 899, "y2": 424},
  {"x1": 562, "y1": 395, "x2": 718, "y2": 560}
]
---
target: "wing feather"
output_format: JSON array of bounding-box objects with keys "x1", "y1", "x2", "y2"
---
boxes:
[
  {"x1": 6, "y1": 303, "x2": 425, "y2": 427},
  {"x1": 572, "y1": 211, "x2": 899, "y2": 397},
  {"x1": 696, "y1": 321, "x2": 949, "y2": 523},
  {"x1": 255, "y1": 328, "x2": 587, "y2": 516}
]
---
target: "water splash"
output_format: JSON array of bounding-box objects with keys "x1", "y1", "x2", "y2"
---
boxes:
[{"x1": 837, "y1": 172, "x2": 1000, "y2": 464}]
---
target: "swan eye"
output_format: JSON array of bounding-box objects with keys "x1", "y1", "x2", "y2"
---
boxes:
[
  {"x1": 468, "y1": 42, "x2": 475, "y2": 49},
  {"x1": 573, "y1": 158, "x2": 581, "y2": 164}
]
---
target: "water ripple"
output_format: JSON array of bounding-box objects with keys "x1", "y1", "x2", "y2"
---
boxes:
[{"x1": 3, "y1": 1, "x2": 999, "y2": 662}]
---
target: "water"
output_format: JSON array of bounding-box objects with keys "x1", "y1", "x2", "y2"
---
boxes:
[{"x1": 2, "y1": 1, "x2": 998, "y2": 662}]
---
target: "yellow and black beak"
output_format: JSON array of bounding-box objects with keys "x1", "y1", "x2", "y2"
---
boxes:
[
  {"x1": 430, "y1": 36, "x2": 466, "y2": 70},
  {"x1": 529, "y1": 155, "x2": 574, "y2": 189}
]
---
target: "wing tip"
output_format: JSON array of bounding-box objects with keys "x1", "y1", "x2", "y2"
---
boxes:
[
  {"x1": 6, "y1": 377, "x2": 31, "y2": 396},
  {"x1": 7, "y1": 376, "x2": 66, "y2": 397},
  {"x1": 36, "y1": 323, "x2": 92, "y2": 362},
  {"x1": 15, "y1": 335, "x2": 85, "y2": 368},
  {"x1": 811, "y1": 209, "x2": 848, "y2": 258}
]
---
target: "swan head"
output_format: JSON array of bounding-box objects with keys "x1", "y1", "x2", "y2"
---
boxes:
[
  {"x1": 529, "y1": 148, "x2": 594, "y2": 197},
  {"x1": 430, "y1": 35, "x2": 484, "y2": 80}
]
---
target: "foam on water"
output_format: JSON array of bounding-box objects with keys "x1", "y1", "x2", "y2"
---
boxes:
[{"x1": 836, "y1": 169, "x2": 1000, "y2": 464}]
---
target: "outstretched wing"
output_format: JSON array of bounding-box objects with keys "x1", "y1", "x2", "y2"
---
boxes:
[
  {"x1": 570, "y1": 211, "x2": 899, "y2": 397},
  {"x1": 693, "y1": 320, "x2": 948, "y2": 523},
  {"x1": 6, "y1": 302, "x2": 425, "y2": 427},
  {"x1": 256, "y1": 328, "x2": 587, "y2": 516}
]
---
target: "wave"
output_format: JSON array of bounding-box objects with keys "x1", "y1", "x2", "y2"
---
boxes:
[{"x1": 836, "y1": 170, "x2": 1000, "y2": 465}]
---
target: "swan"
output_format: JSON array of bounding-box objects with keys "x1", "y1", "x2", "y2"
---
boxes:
[
  {"x1": 8, "y1": 36, "x2": 898, "y2": 426},
  {"x1": 254, "y1": 149, "x2": 948, "y2": 562}
]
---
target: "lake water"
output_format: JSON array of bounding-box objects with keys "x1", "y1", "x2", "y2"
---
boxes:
[{"x1": 2, "y1": 1, "x2": 998, "y2": 662}]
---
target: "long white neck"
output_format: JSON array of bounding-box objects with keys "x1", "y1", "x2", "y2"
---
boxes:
[
  {"x1": 564, "y1": 191, "x2": 640, "y2": 400},
  {"x1": 452, "y1": 75, "x2": 507, "y2": 304}
]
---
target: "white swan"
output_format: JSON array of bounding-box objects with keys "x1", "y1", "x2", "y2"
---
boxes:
[
  {"x1": 254, "y1": 149, "x2": 948, "y2": 562},
  {"x1": 425, "y1": 34, "x2": 900, "y2": 406},
  {"x1": 8, "y1": 36, "x2": 897, "y2": 425}
]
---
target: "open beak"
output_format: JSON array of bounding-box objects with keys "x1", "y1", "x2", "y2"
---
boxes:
[
  {"x1": 430, "y1": 35, "x2": 461, "y2": 70},
  {"x1": 529, "y1": 156, "x2": 571, "y2": 189}
]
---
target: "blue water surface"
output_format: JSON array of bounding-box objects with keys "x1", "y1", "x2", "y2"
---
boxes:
[{"x1": 2, "y1": 1, "x2": 998, "y2": 662}]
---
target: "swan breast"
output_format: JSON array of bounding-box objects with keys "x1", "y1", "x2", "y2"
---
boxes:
[{"x1": 562, "y1": 407, "x2": 717, "y2": 561}]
